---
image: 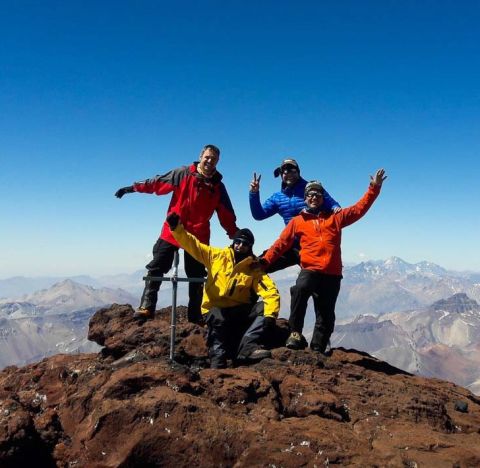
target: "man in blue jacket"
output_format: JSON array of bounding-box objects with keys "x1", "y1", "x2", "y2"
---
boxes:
[{"x1": 249, "y1": 158, "x2": 340, "y2": 273}]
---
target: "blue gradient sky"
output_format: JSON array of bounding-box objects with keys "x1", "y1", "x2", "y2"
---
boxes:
[{"x1": 1, "y1": 1, "x2": 479, "y2": 277}]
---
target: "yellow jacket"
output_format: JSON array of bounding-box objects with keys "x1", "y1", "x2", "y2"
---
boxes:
[{"x1": 171, "y1": 224, "x2": 280, "y2": 318}]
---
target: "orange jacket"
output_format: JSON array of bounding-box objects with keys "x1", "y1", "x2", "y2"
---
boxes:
[{"x1": 263, "y1": 184, "x2": 381, "y2": 276}]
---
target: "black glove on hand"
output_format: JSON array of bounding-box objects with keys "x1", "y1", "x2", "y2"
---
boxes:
[
  {"x1": 264, "y1": 316, "x2": 276, "y2": 331},
  {"x1": 115, "y1": 186, "x2": 135, "y2": 198},
  {"x1": 166, "y1": 212, "x2": 180, "y2": 230}
]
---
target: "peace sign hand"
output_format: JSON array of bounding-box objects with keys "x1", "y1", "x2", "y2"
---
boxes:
[{"x1": 250, "y1": 172, "x2": 262, "y2": 193}]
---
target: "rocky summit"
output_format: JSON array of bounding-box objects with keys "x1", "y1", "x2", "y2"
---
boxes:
[{"x1": 1, "y1": 304, "x2": 480, "y2": 467}]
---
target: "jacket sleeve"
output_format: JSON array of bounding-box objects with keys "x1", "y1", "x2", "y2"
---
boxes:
[
  {"x1": 249, "y1": 191, "x2": 279, "y2": 220},
  {"x1": 262, "y1": 218, "x2": 297, "y2": 266},
  {"x1": 216, "y1": 183, "x2": 239, "y2": 239},
  {"x1": 170, "y1": 224, "x2": 213, "y2": 268},
  {"x1": 254, "y1": 274, "x2": 280, "y2": 318},
  {"x1": 338, "y1": 184, "x2": 381, "y2": 228},
  {"x1": 321, "y1": 188, "x2": 341, "y2": 211},
  {"x1": 133, "y1": 166, "x2": 187, "y2": 195}
]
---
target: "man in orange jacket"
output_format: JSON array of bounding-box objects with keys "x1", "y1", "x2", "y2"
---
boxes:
[{"x1": 261, "y1": 169, "x2": 387, "y2": 354}]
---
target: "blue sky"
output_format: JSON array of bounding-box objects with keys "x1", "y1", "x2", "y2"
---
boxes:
[{"x1": 1, "y1": 0, "x2": 479, "y2": 277}]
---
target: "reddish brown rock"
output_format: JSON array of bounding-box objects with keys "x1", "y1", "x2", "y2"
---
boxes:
[{"x1": 0, "y1": 303, "x2": 479, "y2": 467}]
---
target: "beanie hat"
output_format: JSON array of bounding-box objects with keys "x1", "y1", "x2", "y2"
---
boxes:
[
  {"x1": 304, "y1": 180, "x2": 324, "y2": 198},
  {"x1": 273, "y1": 158, "x2": 300, "y2": 178},
  {"x1": 233, "y1": 228, "x2": 255, "y2": 246}
]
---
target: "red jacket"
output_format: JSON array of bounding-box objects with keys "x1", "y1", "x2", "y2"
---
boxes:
[
  {"x1": 263, "y1": 184, "x2": 381, "y2": 276},
  {"x1": 133, "y1": 163, "x2": 238, "y2": 247}
]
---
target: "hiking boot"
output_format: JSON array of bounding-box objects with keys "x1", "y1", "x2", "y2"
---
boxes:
[
  {"x1": 310, "y1": 340, "x2": 332, "y2": 356},
  {"x1": 286, "y1": 332, "x2": 306, "y2": 350},
  {"x1": 310, "y1": 344, "x2": 329, "y2": 357},
  {"x1": 133, "y1": 307, "x2": 155, "y2": 320},
  {"x1": 247, "y1": 348, "x2": 272, "y2": 362}
]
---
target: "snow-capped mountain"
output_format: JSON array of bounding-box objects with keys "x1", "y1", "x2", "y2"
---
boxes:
[
  {"x1": 332, "y1": 293, "x2": 480, "y2": 394},
  {"x1": 0, "y1": 279, "x2": 137, "y2": 318},
  {"x1": 22, "y1": 279, "x2": 136, "y2": 314},
  {"x1": 0, "y1": 280, "x2": 137, "y2": 368},
  {"x1": 336, "y1": 257, "x2": 480, "y2": 317}
]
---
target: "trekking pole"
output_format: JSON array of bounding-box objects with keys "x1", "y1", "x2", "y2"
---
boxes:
[
  {"x1": 169, "y1": 251, "x2": 179, "y2": 361},
  {"x1": 144, "y1": 252, "x2": 205, "y2": 363}
]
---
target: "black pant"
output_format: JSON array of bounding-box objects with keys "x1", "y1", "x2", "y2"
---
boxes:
[
  {"x1": 206, "y1": 302, "x2": 267, "y2": 365},
  {"x1": 289, "y1": 269, "x2": 342, "y2": 352},
  {"x1": 262, "y1": 247, "x2": 300, "y2": 274},
  {"x1": 139, "y1": 238, "x2": 206, "y2": 323}
]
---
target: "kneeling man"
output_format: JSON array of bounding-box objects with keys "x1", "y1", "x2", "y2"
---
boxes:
[{"x1": 167, "y1": 213, "x2": 280, "y2": 369}]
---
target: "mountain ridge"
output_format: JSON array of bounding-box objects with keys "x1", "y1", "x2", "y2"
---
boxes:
[
  {"x1": 332, "y1": 293, "x2": 480, "y2": 394},
  {"x1": 1, "y1": 304, "x2": 480, "y2": 466}
]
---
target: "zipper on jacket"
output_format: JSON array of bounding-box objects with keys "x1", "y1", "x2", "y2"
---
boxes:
[{"x1": 228, "y1": 279, "x2": 238, "y2": 296}]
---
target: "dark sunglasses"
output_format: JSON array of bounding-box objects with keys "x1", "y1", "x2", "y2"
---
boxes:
[
  {"x1": 281, "y1": 165, "x2": 298, "y2": 173},
  {"x1": 234, "y1": 238, "x2": 252, "y2": 247},
  {"x1": 306, "y1": 191, "x2": 323, "y2": 199}
]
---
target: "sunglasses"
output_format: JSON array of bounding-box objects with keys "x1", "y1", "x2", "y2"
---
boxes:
[
  {"x1": 306, "y1": 191, "x2": 323, "y2": 199},
  {"x1": 234, "y1": 238, "x2": 252, "y2": 247},
  {"x1": 281, "y1": 165, "x2": 298, "y2": 173}
]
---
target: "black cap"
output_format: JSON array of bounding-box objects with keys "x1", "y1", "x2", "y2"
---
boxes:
[{"x1": 233, "y1": 228, "x2": 255, "y2": 246}]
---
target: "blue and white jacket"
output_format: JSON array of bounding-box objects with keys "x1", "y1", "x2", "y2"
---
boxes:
[{"x1": 249, "y1": 177, "x2": 340, "y2": 225}]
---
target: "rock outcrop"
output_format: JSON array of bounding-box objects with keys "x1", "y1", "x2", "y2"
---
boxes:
[{"x1": 1, "y1": 303, "x2": 480, "y2": 467}]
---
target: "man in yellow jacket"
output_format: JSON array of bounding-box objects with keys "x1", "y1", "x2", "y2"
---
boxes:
[{"x1": 167, "y1": 212, "x2": 280, "y2": 369}]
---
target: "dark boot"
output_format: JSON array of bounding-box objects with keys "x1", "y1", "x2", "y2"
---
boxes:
[
  {"x1": 133, "y1": 307, "x2": 155, "y2": 321},
  {"x1": 286, "y1": 332, "x2": 307, "y2": 350}
]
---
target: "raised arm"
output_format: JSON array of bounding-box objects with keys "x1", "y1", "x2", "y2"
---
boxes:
[
  {"x1": 249, "y1": 172, "x2": 280, "y2": 220},
  {"x1": 168, "y1": 214, "x2": 214, "y2": 268},
  {"x1": 338, "y1": 169, "x2": 387, "y2": 228}
]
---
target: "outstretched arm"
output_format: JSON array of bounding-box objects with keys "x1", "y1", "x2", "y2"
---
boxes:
[
  {"x1": 338, "y1": 168, "x2": 387, "y2": 228},
  {"x1": 133, "y1": 166, "x2": 188, "y2": 195},
  {"x1": 262, "y1": 219, "x2": 297, "y2": 267}
]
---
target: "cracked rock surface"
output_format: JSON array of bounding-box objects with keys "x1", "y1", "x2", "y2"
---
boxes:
[{"x1": 1, "y1": 303, "x2": 480, "y2": 467}]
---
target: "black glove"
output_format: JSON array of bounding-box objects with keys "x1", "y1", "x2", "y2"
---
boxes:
[
  {"x1": 166, "y1": 212, "x2": 180, "y2": 230},
  {"x1": 258, "y1": 257, "x2": 269, "y2": 271},
  {"x1": 264, "y1": 316, "x2": 276, "y2": 331},
  {"x1": 115, "y1": 186, "x2": 135, "y2": 198}
]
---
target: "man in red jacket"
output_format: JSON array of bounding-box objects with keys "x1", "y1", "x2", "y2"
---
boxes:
[
  {"x1": 115, "y1": 144, "x2": 239, "y2": 323},
  {"x1": 261, "y1": 169, "x2": 387, "y2": 354}
]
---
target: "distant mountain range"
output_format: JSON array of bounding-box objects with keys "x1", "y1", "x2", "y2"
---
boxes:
[
  {"x1": 1, "y1": 257, "x2": 479, "y2": 321},
  {"x1": 1, "y1": 257, "x2": 479, "y2": 371},
  {"x1": 0, "y1": 272, "x2": 146, "y2": 299},
  {"x1": 0, "y1": 280, "x2": 137, "y2": 368},
  {"x1": 332, "y1": 293, "x2": 480, "y2": 395},
  {"x1": 336, "y1": 256, "x2": 480, "y2": 317}
]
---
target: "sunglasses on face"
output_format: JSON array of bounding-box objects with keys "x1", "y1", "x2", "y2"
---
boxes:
[
  {"x1": 282, "y1": 165, "x2": 298, "y2": 174},
  {"x1": 306, "y1": 191, "x2": 323, "y2": 199},
  {"x1": 234, "y1": 238, "x2": 252, "y2": 247}
]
